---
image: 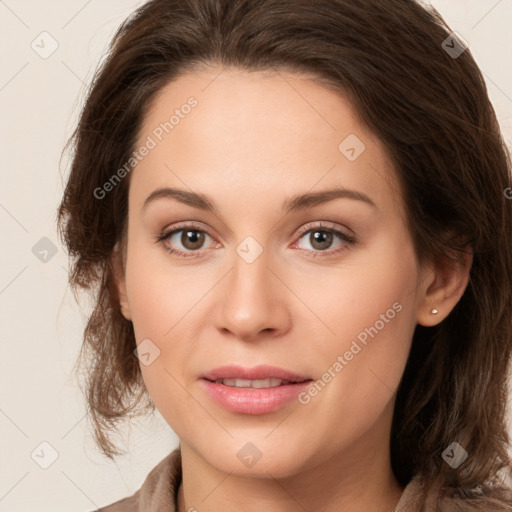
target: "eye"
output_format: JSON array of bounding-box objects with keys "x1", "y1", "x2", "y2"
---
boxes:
[
  {"x1": 156, "y1": 222, "x2": 216, "y2": 258},
  {"x1": 293, "y1": 221, "x2": 356, "y2": 257},
  {"x1": 155, "y1": 220, "x2": 356, "y2": 259}
]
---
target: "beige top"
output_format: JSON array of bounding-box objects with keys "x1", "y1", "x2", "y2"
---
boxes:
[{"x1": 91, "y1": 448, "x2": 507, "y2": 511}]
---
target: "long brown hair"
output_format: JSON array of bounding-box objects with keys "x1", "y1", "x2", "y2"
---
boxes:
[{"x1": 57, "y1": 0, "x2": 512, "y2": 508}]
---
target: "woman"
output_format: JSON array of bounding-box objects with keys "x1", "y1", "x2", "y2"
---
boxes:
[{"x1": 57, "y1": 0, "x2": 512, "y2": 510}]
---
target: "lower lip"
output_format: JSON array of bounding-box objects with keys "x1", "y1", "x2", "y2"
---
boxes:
[{"x1": 200, "y1": 379, "x2": 313, "y2": 415}]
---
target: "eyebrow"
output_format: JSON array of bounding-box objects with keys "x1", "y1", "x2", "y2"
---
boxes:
[{"x1": 142, "y1": 185, "x2": 377, "y2": 214}]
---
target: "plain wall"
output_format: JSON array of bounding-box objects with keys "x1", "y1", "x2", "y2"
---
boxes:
[{"x1": 0, "y1": 1, "x2": 511, "y2": 510}]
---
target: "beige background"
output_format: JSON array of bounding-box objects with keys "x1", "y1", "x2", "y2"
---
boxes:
[{"x1": 0, "y1": 1, "x2": 511, "y2": 510}]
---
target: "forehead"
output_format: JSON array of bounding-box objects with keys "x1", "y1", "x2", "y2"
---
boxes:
[
  {"x1": 130, "y1": 67, "x2": 403, "y2": 217},
  {"x1": 141, "y1": 66, "x2": 366, "y2": 145}
]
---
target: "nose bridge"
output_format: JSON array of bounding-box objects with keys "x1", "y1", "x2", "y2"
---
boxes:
[
  {"x1": 215, "y1": 240, "x2": 288, "y2": 339},
  {"x1": 229, "y1": 244, "x2": 273, "y2": 311},
  {"x1": 230, "y1": 232, "x2": 272, "y2": 294},
  {"x1": 230, "y1": 242, "x2": 272, "y2": 294}
]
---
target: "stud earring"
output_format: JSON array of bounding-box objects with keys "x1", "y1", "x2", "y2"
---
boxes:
[{"x1": 431, "y1": 308, "x2": 438, "y2": 314}]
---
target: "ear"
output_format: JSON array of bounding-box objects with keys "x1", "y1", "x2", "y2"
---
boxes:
[
  {"x1": 112, "y1": 243, "x2": 132, "y2": 322},
  {"x1": 416, "y1": 247, "x2": 473, "y2": 327}
]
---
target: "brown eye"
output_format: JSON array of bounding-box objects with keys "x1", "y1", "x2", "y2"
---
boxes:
[
  {"x1": 294, "y1": 223, "x2": 356, "y2": 257},
  {"x1": 308, "y1": 230, "x2": 334, "y2": 251},
  {"x1": 157, "y1": 224, "x2": 215, "y2": 257},
  {"x1": 180, "y1": 230, "x2": 206, "y2": 250}
]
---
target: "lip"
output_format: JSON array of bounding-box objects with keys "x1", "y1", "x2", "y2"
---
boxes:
[
  {"x1": 200, "y1": 379, "x2": 313, "y2": 415},
  {"x1": 201, "y1": 364, "x2": 311, "y2": 383},
  {"x1": 200, "y1": 365, "x2": 313, "y2": 415}
]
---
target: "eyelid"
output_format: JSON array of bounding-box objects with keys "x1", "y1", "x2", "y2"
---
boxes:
[
  {"x1": 294, "y1": 220, "x2": 355, "y2": 239},
  {"x1": 159, "y1": 220, "x2": 354, "y2": 240},
  {"x1": 162, "y1": 220, "x2": 209, "y2": 231},
  {"x1": 156, "y1": 220, "x2": 356, "y2": 257},
  {"x1": 156, "y1": 220, "x2": 218, "y2": 245}
]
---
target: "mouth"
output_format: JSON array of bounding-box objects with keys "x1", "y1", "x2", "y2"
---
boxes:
[
  {"x1": 201, "y1": 364, "x2": 312, "y2": 385},
  {"x1": 199, "y1": 365, "x2": 314, "y2": 415},
  {"x1": 204, "y1": 377, "x2": 310, "y2": 388}
]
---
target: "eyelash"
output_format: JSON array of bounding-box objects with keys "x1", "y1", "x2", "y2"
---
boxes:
[{"x1": 155, "y1": 221, "x2": 357, "y2": 259}]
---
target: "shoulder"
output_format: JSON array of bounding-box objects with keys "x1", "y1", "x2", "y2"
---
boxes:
[
  {"x1": 88, "y1": 448, "x2": 182, "y2": 512},
  {"x1": 436, "y1": 487, "x2": 512, "y2": 512},
  {"x1": 395, "y1": 474, "x2": 512, "y2": 512}
]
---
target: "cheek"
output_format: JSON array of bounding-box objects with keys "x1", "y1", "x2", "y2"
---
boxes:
[
  {"x1": 295, "y1": 230, "x2": 419, "y2": 352},
  {"x1": 123, "y1": 238, "x2": 212, "y2": 420},
  {"x1": 126, "y1": 261, "x2": 197, "y2": 423},
  {"x1": 296, "y1": 231, "x2": 419, "y2": 411},
  {"x1": 124, "y1": 237, "x2": 207, "y2": 339}
]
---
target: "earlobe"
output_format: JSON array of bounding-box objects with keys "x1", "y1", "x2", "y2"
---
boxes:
[
  {"x1": 416, "y1": 248, "x2": 473, "y2": 327},
  {"x1": 112, "y1": 245, "x2": 132, "y2": 322},
  {"x1": 119, "y1": 290, "x2": 132, "y2": 321}
]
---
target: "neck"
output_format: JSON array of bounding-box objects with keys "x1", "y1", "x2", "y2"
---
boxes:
[
  {"x1": 176, "y1": 403, "x2": 404, "y2": 512},
  {"x1": 177, "y1": 459, "x2": 403, "y2": 512}
]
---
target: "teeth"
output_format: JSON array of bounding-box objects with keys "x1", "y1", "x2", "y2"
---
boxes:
[{"x1": 215, "y1": 378, "x2": 289, "y2": 388}]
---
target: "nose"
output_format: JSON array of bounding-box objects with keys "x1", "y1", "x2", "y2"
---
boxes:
[{"x1": 215, "y1": 249, "x2": 292, "y2": 341}]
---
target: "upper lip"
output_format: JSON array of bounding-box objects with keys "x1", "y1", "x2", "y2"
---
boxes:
[{"x1": 201, "y1": 365, "x2": 312, "y2": 383}]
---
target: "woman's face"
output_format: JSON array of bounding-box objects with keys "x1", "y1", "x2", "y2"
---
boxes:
[{"x1": 118, "y1": 66, "x2": 430, "y2": 477}]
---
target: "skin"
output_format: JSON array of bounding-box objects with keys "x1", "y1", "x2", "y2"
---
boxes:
[{"x1": 115, "y1": 66, "x2": 472, "y2": 512}]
